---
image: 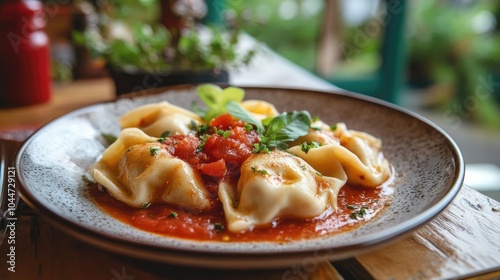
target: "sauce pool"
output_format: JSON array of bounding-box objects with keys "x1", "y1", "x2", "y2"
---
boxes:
[{"x1": 88, "y1": 181, "x2": 393, "y2": 242}]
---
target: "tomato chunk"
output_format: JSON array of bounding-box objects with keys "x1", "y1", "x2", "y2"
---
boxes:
[
  {"x1": 210, "y1": 113, "x2": 243, "y2": 130},
  {"x1": 198, "y1": 158, "x2": 227, "y2": 177},
  {"x1": 204, "y1": 133, "x2": 252, "y2": 165}
]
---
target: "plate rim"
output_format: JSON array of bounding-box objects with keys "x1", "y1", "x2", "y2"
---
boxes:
[{"x1": 15, "y1": 85, "x2": 465, "y2": 268}]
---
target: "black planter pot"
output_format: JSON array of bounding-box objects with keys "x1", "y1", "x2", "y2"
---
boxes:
[{"x1": 107, "y1": 66, "x2": 230, "y2": 96}]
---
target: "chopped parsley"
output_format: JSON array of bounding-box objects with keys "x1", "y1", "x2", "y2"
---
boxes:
[
  {"x1": 213, "y1": 222, "x2": 224, "y2": 232},
  {"x1": 188, "y1": 120, "x2": 198, "y2": 131},
  {"x1": 168, "y1": 211, "x2": 178, "y2": 218},
  {"x1": 251, "y1": 166, "x2": 268, "y2": 175},
  {"x1": 330, "y1": 124, "x2": 337, "y2": 131},
  {"x1": 195, "y1": 134, "x2": 209, "y2": 153},
  {"x1": 150, "y1": 147, "x2": 160, "y2": 156},
  {"x1": 197, "y1": 123, "x2": 210, "y2": 136},
  {"x1": 300, "y1": 141, "x2": 321, "y2": 154},
  {"x1": 214, "y1": 127, "x2": 230, "y2": 138},
  {"x1": 81, "y1": 174, "x2": 95, "y2": 186},
  {"x1": 349, "y1": 206, "x2": 370, "y2": 220},
  {"x1": 157, "y1": 131, "x2": 171, "y2": 142}
]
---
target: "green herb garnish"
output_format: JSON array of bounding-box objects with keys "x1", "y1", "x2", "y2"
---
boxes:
[
  {"x1": 168, "y1": 211, "x2": 178, "y2": 218},
  {"x1": 81, "y1": 174, "x2": 95, "y2": 186},
  {"x1": 194, "y1": 85, "x2": 313, "y2": 154},
  {"x1": 253, "y1": 111, "x2": 312, "y2": 153},
  {"x1": 213, "y1": 222, "x2": 224, "y2": 232},
  {"x1": 150, "y1": 147, "x2": 160, "y2": 156},
  {"x1": 141, "y1": 202, "x2": 151, "y2": 209},
  {"x1": 251, "y1": 167, "x2": 268, "y2": 175},
  {"x1": 244, "y1": 123, "x2": 254, "y2": 132},
  {"x1": 195, "y1": 84, "x2": 245, "y2": 122},
  {"x1": 195, "y1": 134, "x2": 209, "y2": 153},
  {"x1": 225, "y1": 100, "x2": 264, "y2": 133},
  {"x1": 197, "y1": 123, "x2": 210, "y2": 136},
  {"x1": 102, "y1": 133, "x2": 117, "y2": 145},
  {"x1": 214, "y1": 127, "x2": 231, "y2": 138},
  {"x1": 300, "y1": 141, "x2": 321, "y2": 154},
  {"x1": 188, "y1": 120, "x2": 198, "y2": 131},
  {"x1": 349, "y1": 206, "x2": 370, "y2": 220},
  {"x1": 157, "y1": 130, "x2": 171, "y2": 142}
]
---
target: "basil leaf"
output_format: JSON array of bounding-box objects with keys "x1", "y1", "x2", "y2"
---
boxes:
[
  {"x1": 225, "y1": 101, "x2": 264, "y2": 133},
  {"x1": 195, "y1": 84, "x2": 245, "y2": 121},
  {"x1": 264, "y1": 111, "x2": 312, "y2": 142}
]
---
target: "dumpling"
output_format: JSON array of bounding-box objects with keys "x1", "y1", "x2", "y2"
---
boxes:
[
  {"x1": 332, "y1": 123, "x2": 392, "y2": 187},
  {"x1": 90, "y1": 128, "x2": 210, "y2": 210},
  {"x1": 290, "y1": 119, "x2": 339, "y2": 146},
  {"x1": 218, "y1": 151, "x2": 344, "y2": 232},
  {"x1": 290, "y1": 122, "x2": 391, "y2": 188},
  {"x1": 287, "y1": 144, "x2": 347, "y2": 182},
  {"x1": 119, "y1": 101, "x2": 203, "y2": 137},
  {"x1": 240, "y1": 100, "x2": 279, "y2": 120}
]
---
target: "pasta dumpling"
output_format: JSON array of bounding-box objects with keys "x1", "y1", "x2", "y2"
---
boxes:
[
  {"x1": 218, "y1": 151, "x2": 344, "y2": 232},
  {"x1": 290, "y1": 120, "x2": 339, "y2": 146},
  {"x1": 332, "y1": 123, "x2": 391, "y2": 187},
  {"x1": 289, "y1": 122, "x2": 391, "y2": 188},
  {"x1": 240, "y1": 100, "x2": 279, "y2": 120},
  {"x1": 91, "y1": 128, "x2": 210, "y2": 210},
  {"x1": 119, "y1": 101, "x2": 203, "y2": 137}
]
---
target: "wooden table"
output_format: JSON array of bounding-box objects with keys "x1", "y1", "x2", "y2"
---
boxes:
[{"x1": 1, "y1": 50, "x2": 500, "y2": 279}]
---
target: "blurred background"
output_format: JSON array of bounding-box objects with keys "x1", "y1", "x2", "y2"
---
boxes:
[{"x1": 2, "y1": 0, "x2": 500, "y2": 198}]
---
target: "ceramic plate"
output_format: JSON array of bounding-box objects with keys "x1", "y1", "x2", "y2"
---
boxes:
[{"x1": 16, "y1": 86, "x2": 464, "y2": 268}]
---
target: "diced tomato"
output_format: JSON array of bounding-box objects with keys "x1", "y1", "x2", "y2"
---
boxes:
[
  {"x1": 231, "y1": 126, "x2": 260, "y2": 147},
  {"x1": 198, "y1": 158, "x2": 227, "y2": 177},
  {"x1": 204, "y1": 133, "x2": 252, "y2": 165},
  {"x1": 160, "y1": 115, "x2": 260, "y2": 181},
  {"x1": 171, "y1": 136, "x2": 199, "y2": 158},
  {"x1": 165, "y1": 135, "x2": 208, "y2": 166},
  {"x1": 209, "y1": 113, "x2": 243, "y2": 130}
]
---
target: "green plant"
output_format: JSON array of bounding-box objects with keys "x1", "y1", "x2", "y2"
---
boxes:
[
  {"x1": 73, "y1": 0, "x2": 258, "y2": 73},
  {"x1": 408, "y1": 0, "x2": 500, "y2": 128}
]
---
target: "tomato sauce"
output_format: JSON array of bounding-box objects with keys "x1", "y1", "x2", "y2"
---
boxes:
[
  {"x1": 89, "y1": 181, "x2": 393, "y2": 242},
  {"x1": 89, "y1": 114, "x2": 394, "y2": 242}
]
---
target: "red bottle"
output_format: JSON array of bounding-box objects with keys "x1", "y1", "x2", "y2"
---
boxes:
[{"x1": 0, "y1": 0, "x2": 51, "y2": 107}]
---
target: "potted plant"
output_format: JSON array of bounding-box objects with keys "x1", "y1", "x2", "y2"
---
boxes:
[{"x1": 73, "y1": 0, "x2": 258, "y2": 95}]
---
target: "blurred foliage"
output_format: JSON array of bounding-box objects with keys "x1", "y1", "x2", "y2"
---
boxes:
[
  {"x1": 71, "y1": 0, "x2": 500, "y2": 126},
  {"x1": 74, "y1": 0, "x2": 257, "y2": 73},
  {"x1": 229, "y1": 0, "x2": 323, "y2": 71},
  {"x1": 51, "y1": 60, "x2": 73, "y2": 83},
  {"x1": 234, "y1": 0, "x2": 500, "y2": 127},
  {"x1": 232, "y1": 0, "x2": 381, "y2": 75},
  {"x1": 408, "y1": 0, "x2": 500, "y2": 128}
]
